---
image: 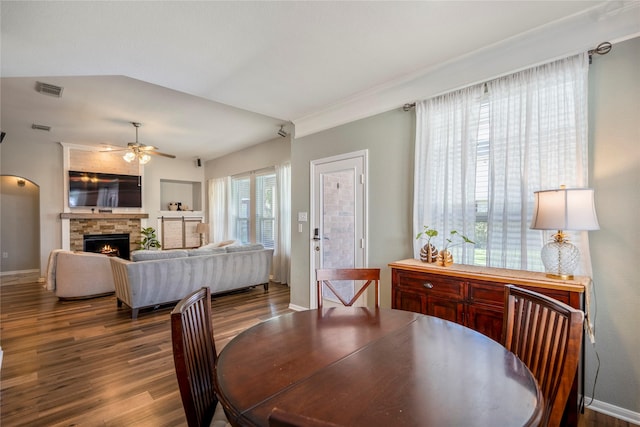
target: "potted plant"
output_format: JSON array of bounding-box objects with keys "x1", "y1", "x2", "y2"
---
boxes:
[
  {"x1": 415, "y1": 225, "x2": 439, "y2": 263},
  {"x1": 436, "y1": 230, "x2": 475, "y2": 267},
  {"x1": 139, "y1": 227, "x2": 161, "y2": 250}
]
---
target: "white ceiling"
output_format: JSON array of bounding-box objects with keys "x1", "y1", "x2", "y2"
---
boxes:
[{"x1": 1, "y1": 1, "x2": 638, "y2": 161}]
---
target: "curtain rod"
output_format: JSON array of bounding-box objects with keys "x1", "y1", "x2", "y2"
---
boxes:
[
  {"x1": 588, "y1": 41, "x2": 612, "y2": 63},
  {"x1": 403, "y1": 41, "x2": 612, "y2": 112}
]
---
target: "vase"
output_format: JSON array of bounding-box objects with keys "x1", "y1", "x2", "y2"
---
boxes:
[
  {"x1": 420, "y1": 244, "x2": 438, "y2": 263},
  {"x1": 436, "y1": 250, "x2": 453, "y2": 267}
]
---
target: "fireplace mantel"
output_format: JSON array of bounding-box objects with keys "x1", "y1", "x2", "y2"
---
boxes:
[{"x1": 60, "y1": 213, "x2": 149, "y2": 220}]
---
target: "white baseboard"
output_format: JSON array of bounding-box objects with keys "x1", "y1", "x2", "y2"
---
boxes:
[
  {"x1": 585, "y1": 398, "x2": 640, "y2": 425},
  {"x1": 288, "y1": 303, "x2": 308, "y2": 311},
  {"x1": 0, "y1": 269, "x2": 41, "y2": 286},
  {"x1": 0, "y1": 268, "x2": 39, "y2": 276}
]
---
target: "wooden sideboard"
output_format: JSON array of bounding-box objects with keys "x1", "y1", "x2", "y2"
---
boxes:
[{"x1": 389, "y1": 258, "x2": 589, "y2": 426}]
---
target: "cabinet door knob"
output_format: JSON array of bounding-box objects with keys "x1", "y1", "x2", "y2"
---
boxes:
[{"x1": 423, "y1": 282, "x2": 434, "y2": 289}]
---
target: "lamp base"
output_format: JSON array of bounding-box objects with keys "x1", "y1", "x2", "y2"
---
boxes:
[
  {"x1": 540, "y1": 240, "x2": 580, "y2": 280},
  {"x1": 545, "y1": 272, "x2": 575, "y2": 280}
]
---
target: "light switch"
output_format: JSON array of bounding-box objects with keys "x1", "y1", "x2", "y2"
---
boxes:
[{"x1": 298, "y1": 223, "x2": 303, "y2": 233}]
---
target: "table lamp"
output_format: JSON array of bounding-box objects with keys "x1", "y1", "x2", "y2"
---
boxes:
[
  {"x1": 195, "y1": 222, "x2": 210, "y2": 246},
  {"x1": 530, "y1": 187, "x2": 599, "y2": 279}
]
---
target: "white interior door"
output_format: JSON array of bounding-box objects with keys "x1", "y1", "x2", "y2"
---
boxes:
[{"x1": 310, "y1": 151, "x2": 367, "y2": 308}]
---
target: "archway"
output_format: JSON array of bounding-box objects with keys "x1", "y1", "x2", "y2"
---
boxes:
[{"x1": 0, "y1": 175, "x2": 40, "y2": 283}]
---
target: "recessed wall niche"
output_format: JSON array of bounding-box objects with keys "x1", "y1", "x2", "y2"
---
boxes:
[{"x1": 160, "y1": 179, "x2": 202, "y2": 211}]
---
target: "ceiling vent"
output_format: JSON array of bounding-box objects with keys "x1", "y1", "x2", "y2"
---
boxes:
[
  {"x1": 36, "y1": 81, "x2": 63, "y2": 97},
  {"x1": 31, "y1": 124, "x2": 51, "y2": 132}
]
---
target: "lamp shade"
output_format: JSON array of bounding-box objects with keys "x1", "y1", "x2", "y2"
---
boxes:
[
  {"x1": 195, "y1": 223, "x2": 209, "y2": 235},
  {"x1": 530, "y1": 188, "x2": 599, "y2": 231}
]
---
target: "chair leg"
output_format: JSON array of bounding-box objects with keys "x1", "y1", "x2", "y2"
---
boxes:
[
  {"x1": 263, "y1": 282, "x2": 269, "y2": 291},
  {"x1": 131, "y1": 308, "x2": 139, "y2": 319}
]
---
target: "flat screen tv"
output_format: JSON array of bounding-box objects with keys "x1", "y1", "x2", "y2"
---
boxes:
[{"x1": 68, "y1": 170, "x2": 142, "y2": 208}]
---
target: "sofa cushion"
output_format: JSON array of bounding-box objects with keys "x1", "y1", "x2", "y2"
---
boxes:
[
  {"x1": 131, "y1": 249, "x2": 189, "y2": 261},
  {"x1": 225, "y1": 243, "x2": 265, "y2": 253},
  {"x1": 187, "y1": 247, "x2": 227, "y2": 256}
]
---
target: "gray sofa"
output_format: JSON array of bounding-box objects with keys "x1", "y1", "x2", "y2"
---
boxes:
[{"x1": 110, "y1": 244, "x2": 273, "y2": 318}]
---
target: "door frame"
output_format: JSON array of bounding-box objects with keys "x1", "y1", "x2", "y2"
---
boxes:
[{"x1": 309, "y1": 150, "x2": 369, "y2": 308}]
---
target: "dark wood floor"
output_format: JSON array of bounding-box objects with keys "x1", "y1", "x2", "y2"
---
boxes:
[
  {"x1": 1, "y1": 281, "x2": 293, "y2": 426},
  {"x1": 0, "y1": 281, "x2": 629, "y2": 426}
]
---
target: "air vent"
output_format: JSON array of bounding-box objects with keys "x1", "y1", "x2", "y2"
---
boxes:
[
  {"x1": 31, "y1": 124, "x2": 51, "y2": 132},
  {"x1": 36, "y1": 81, "x2": 63, "y2": 97}
]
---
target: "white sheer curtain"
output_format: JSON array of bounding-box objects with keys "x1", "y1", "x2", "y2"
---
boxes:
[
  {"x1": 273, "y1": 162, "x2": 291, "y2": 284},
  {"x1": 485, "y1": 53, "x2": 590, "y2": 274},
  {"x1": 208, "y1": 177, "x2": 229, "y2": 243},
  {"x1": 414, "y1": 53, "x2": 592, "y2": 274},
  {"x1": 413, "y1": 86, "x2": 484, "y2": 265}
]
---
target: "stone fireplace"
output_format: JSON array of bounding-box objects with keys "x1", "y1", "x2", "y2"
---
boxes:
[{"x1": 61, "y1": 213, "x2": 148, "y2": 258}]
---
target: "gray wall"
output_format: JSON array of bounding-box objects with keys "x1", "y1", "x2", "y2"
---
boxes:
[
  {"x1": 0, "y1": 176, "x2": 40, "y2": 272},
  {"x1": 291, "y1": 108, "x2": 414, "y2": 308},
  {"x1": 0, "y1": 138, "x2": 63, "y2": 274},
  {"x1": 205, "y1": 136, "x2": 291, "y2": 179},
  {"x1": 587, "y1": 37, "x2": 640, "y2": 414},
  {"x1": 290, "y1": 37, "x2": 639, "y2": 415}
]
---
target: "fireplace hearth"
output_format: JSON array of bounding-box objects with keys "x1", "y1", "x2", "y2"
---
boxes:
[{"x1": 83, "y1": 233, "x2": 130, "y2": 260}]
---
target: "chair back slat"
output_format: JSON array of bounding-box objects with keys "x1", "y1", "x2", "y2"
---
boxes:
[
  {"x1": 502, "y1": 285, "x2": 584, "y2": 427},
  {"x1": 171, "y1": 287, "x2": 219, "y2": 427},
  {"x1": 315, "y1": 268, "x2": 380, "y2": 308}
]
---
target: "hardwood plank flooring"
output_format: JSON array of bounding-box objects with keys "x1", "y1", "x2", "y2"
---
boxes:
[
  {"x1": 0, "y1": 281, "x2": 630, "y2": 426},
  {"x1": 1, "y1": 281, "x2": 292, "y2": 426}
]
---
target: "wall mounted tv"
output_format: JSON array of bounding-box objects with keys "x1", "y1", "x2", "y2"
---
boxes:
[{"x1": 68, "y1": 171, "x2": 142, "y2": 208}]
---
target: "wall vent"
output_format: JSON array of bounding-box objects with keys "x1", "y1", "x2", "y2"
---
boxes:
[
  {"x1": 36, "y1": 81, "x2": 64, "y2": 97},
  {"x1": 31, "y1": 124, "x2": 52, "y2": 132}
]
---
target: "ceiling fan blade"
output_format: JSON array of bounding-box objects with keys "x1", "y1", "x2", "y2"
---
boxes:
[
  {"x1": 100, "y1": 147, "x2": 129, "y2": 153},
  {"x1": 139, "y1": 145, "x2": 158, "y2": 151},
  {"x1": 149, "y1": 151, "x2": 176, "y2": 159}
]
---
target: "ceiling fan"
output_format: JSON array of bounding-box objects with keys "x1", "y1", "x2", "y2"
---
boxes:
[{"x1": 109, "y1": 122, "x2": 176, "y2": 164}]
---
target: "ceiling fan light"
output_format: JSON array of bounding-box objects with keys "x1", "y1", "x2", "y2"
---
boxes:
[
  {"x1": 139, "y1": 153, "x2": 151, "y2": 164},
  {"x1": 123, "y1": 151, "x2": 136, "y2": 162}
]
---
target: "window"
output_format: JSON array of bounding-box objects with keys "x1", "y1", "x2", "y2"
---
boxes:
[
  {"x1": 256, "y1": 173, "x2": 276, "y2": 248},
  {"x1": 473, "y1": 100, "x2": 490, "y2": 266},
  {"x1": 230, "y1": 169, "x2": 276, "y2": 248},
  {"x1": 414, "y1": 53, "x2": 590, "y2": 274},
  {"x1": 231, "y1": 176, "x2": 250, "y2": 244}
]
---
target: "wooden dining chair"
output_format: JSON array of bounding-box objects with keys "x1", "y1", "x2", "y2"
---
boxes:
[
  {"x1": 501, "y1": 285, "x2": 584, "y2": 427},
  {"x1": 268, "y1": 407, "x2": 342, "y2": 427},
  {"x1": 316, "y1": 268, "x2": 380, "y2": 309},
  {"x1": 171, "y1": 287, "x2": 230, "y2": 427}
]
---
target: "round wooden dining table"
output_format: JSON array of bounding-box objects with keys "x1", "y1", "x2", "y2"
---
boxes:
[{"x1": 215, "y1": 307, "x2": 543, "y2": 427}]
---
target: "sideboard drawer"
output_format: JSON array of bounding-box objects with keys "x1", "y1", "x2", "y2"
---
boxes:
[
  {"x1": 395, "y1": 270, "x2": 464, "y2": 300},
  {"x1": 468, "y1": 281, "x2": 504, "y2": 308}
]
